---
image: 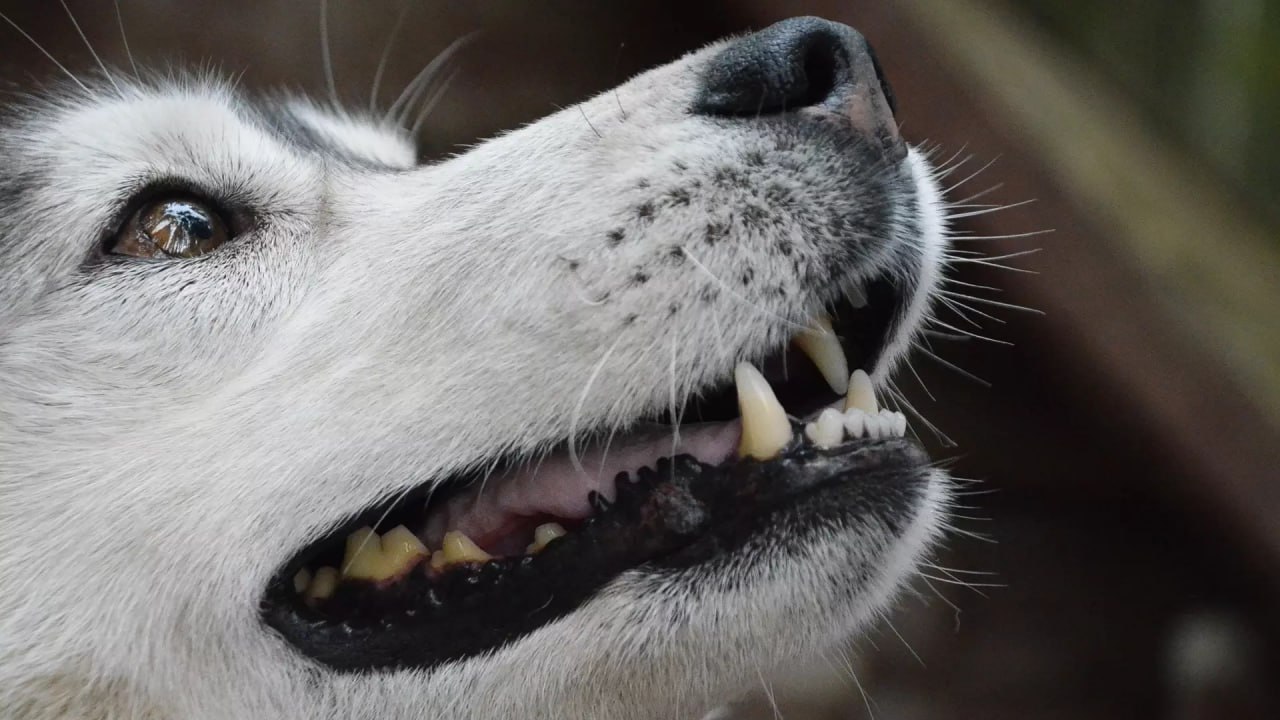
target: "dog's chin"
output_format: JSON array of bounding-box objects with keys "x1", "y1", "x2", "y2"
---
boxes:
[{"x1": 259, "y1": 270, "x2": 944, "y2": 673}]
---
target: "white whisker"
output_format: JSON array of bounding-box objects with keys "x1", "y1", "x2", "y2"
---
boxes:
[
  {"x1": 0, "y1": 10, "x2": 89, "y2": 93},
  {"x1": 369, "y1": 1, "x2": 411, "y2": 113}
]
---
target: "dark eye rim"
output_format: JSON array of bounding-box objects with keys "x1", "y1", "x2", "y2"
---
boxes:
[{"x1": 90, "y1": 178, "x2": 255, "y2": 266}]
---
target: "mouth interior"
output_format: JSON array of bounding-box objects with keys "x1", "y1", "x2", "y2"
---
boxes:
[{"x1": 262, "y1": 276, "x2": 906, "y2": 670}]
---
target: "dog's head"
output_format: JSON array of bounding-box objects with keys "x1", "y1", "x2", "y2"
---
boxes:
[{"x1": 0, "y1": 17, "x2": 950, "y2": 720}]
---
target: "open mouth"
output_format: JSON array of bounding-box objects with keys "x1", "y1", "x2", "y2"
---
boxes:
[{"x1": 261, "y1": 273, "x2": 925, "y2": 670}]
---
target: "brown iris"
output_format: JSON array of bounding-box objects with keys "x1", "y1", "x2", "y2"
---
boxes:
[{"x1": 110, "y1": 196, "x2": 230, "y2": 259}]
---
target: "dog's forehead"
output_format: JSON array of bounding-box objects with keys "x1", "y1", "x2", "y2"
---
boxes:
[
  {"x1": 254, "y1": 96, "x2": 418, "y2": 170},
  {"x1": 0, "y1": 78, "x2": 416, "y2": 176}
]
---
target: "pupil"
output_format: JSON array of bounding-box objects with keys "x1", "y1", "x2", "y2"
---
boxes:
[{"x1": 166, "y1": 201, "x2": 213, "y2": 241}]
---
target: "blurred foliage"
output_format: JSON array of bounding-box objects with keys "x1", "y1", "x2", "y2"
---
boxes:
[{"x1": 1016, "y1": 0, "x2": 1280, "y2": 218}]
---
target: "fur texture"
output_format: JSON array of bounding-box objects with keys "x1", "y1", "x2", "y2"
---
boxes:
[{"x1": 0, "y1": 32, "x2": 950, "y2": 720}]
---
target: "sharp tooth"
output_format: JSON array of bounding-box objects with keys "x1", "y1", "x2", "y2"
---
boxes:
[
  {"x1": 526, "y1": 522, "x2": 568, "y2": 554},
  {"x1": 381, "y1": 525, "x2": 429, "y2": 574},
  {"x1": 843, "y1": 408, "x2": 866, "y2": 438},
  {"x1": 805, "y1": 408, "x2": 844, "y2": 448},
  {"x1": 793, "y1": 316, "x2": 849, "y2": 395},
  {"x1": 892, "y1": 411, "x2": 907, "y2": 437},
  {"x1": 342, "y1": 527, "x2": 394, "y2": 580},
  {"x1": 844, "y1": 278, "x2": 869, "y2": 309},
  {"x1": 440, "y1": 530, "x2": 492, "y2": 566},
  {"x1": 304, "y1": 566, "x2": 338, "y2": 604},
  {"x1": 292, "y1": 568, "x2": 312, "y2": 594},
  {"x1": 735, "y1": 362, "x2": 792, "y2": 460},
  {"x1": 843, "y1": 369, "x2": 879, "y2": 414}
]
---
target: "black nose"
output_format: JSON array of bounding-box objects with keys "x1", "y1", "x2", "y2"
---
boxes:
[{"x1": 694, "y1": 16, "x2": 899, "y2": 126}]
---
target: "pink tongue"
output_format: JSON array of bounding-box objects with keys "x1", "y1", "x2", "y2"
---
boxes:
[{"x1": 425, "y1": 422, "x2": 742, "y2": 552}]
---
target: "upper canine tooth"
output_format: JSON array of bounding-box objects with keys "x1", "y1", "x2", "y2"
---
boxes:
[
  {"x1": 793, "y1": 316, "x2": 849, "y2": 395},
  {"x1": 735, "y1": 362, "x2": 792, "y2": 461},
  {"x1": 843, "y1": 369, "x2": 879, "y2": 414},
  {"x1": 526, "y1": 522, "x2": 567, "y2": 554},
  {"x1": 381, "y1": 525, "x2": 429, "y2": 574},
  {"x1": 440, "y1": 531, "x2": 492, "y2": 566},
  {"x1": 342, "y1": 527, "x2": 394, "y2": 580}
]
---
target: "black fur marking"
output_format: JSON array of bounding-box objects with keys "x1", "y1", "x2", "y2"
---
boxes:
[
  {"x1": 664, "y1": 187, "x2": 692, "y2": 206},
  {"x1": 606, "y1": 228, "x2": 626, "y2": 246},
  {"x1": 631, "y1": 271, "x2": 649, "y2": 285},
  {"x1": 635, "y1": 201, "x2": 656, "y2": 221},
  {"x1": 704, "y1": 221, "x2": 728, "y2": 246}
]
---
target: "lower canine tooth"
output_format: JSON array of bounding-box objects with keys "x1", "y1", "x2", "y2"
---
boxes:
[
  {"x1": 440, "y1": 531, "x2": 492, "y2": 566},
  {"x1": 793, "y1": 316, "x2": 849, "y2": 395},
  {"x1": 844, "y1": 369, "x2": 879, "y2": 414},
  {"x1": 381, "y1": 525, "x2": 429, "y2": 574},
  {"x1": 305, "y1": 566, "x2": 338, "y2": 603},
  {"x1": 805, "y1": 408, "x2": 844, "y2": 448},
  {"x1": 735, "y1": 362, "x2": 792, "y2": 460},
  {"x1": 526, "y1": 522, "x2": 567, "y2": 554},
  {"x1": 342, "y1": 527, "x2": 394, "y2": 580}
]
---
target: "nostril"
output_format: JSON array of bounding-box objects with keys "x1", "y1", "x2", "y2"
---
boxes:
[
  {"x1": 798, "y1": 42, "x2": 839, "y2": 109},
  {"x1": 692, "y1": 17, "x2": 894, "y2": 121}
]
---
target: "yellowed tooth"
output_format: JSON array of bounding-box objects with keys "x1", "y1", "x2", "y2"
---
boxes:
[
  {"x1": 342, "y1": 527, "x2": 394, "y2": 580},
  {"x1": 440, "y1": 530, "x2": 492, "y2": 566},
  {"x1": 429, "y1": 550, "x2": 447, "y2": 572},
  {"x1": 843, "y1": 369, "x2": 879, "y2": 414},
  {"x1": 735, "y1": 362, "x2": 792, "y2": 460},
  {"x1": 304, "y1": 566, "x2": 338, "y2": 604},
  {"x1": 381, "y1": 525, "x2": 429, "y2": 574},
  {"x1": 793, "y1": 316, "x2": 849, "y2": 395},
  {"x1": 526, "y1": 522, "x2": 568, "y2": 554},
  {"x1": 292, "y1": 568, "x2": 312, "y2": 594}
]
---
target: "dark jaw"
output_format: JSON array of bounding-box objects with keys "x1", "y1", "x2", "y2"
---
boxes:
[{"x1": 261, "y1": 434, "x2": 930, "y2": 671}]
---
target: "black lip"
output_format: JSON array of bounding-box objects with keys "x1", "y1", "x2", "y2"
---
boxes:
[{"x1": 261, "y1": 433, "x2": 930, "y2": 670}]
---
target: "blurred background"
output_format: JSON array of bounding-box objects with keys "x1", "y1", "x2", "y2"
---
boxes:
[{"x1": 2, "y1": 1, "x2": 1276, "y2": 717}]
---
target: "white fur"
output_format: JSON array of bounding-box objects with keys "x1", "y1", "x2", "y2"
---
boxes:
[{"x1": 0, "y1": 36, "x2": 950, "y2": 720}]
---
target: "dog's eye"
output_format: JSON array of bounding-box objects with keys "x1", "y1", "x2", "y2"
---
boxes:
[{"x1": 109, "y1": 196, "x2": 231, "y2": 259}]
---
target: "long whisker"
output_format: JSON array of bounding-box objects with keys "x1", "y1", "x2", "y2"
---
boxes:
[
  {"x1": 567, "y1": 336, "x2": 622, "y2": 480},
  {"x1": 0, "y1": 10, "x2": 89, "y2": 93},
  {"x1": 410, "y1": 68, "x2": 460, "y2": 136},
  {"x1": 680, "y1": 245, "x2": 810, "y2": 332},
  {"x1": 60, "y1": 0, "x2": 122, "y2": 95},
  {"x1": 387, "y1": 33, "x2": 476, "y2": 127},
  {"x1": 320, "y1": 0, "x2": 339, "y2": 106},
  {"x1": 112, "y1": 0, "x2": 138, "y2": 79},
  {"x1": 369, "y1": 2, "x2": 411, "y2": 114}
]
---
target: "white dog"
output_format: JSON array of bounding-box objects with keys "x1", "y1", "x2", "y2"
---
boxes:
[{"x1": 0, "y1": 16, "x2": 952, "y2": 720}]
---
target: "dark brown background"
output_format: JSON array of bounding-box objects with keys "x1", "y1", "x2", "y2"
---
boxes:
[{"x1": 2, "y1": 2, "x2": 1277, "y2": 718}]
